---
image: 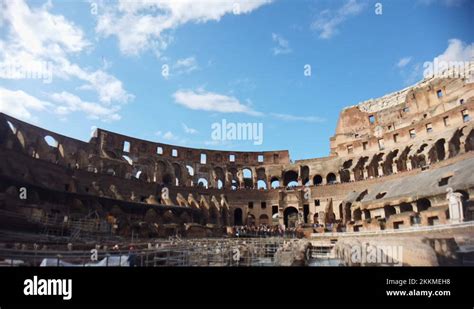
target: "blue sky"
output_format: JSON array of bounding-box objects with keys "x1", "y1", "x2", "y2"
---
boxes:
[{"x1": 0, "y1": 0, "x2": 473, "y2": 159}]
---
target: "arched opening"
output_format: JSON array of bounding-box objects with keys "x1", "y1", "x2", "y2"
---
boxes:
[
  {"x1": 465, "y1": 129, "x2": 474, "y2": 152},
  {"x1": 428, "y1": 139, "x2": 446, "y2": 164},
  {"x1": 270, "y1": 177, "x2": 280, "y2": 189},
  {"x1": 344, "y1": 202, "x2": 352, "y2": 223},
  {"x1": 341, "y1": 159, "x2": 353, "y2": 181},
  {"x1": 383, "y1": 150, "x2": 398, "y2": 175},
  {"x1": 313, "y1": 175, "x2": 323, "y2": 186},
  {"x1": 283, "y1": 206, "x2": 298, "y2": 228},
  {"x1": 353, "y1": 156, "x2": 369, "y2": 180},
  {"x1": 162, "y1": 174, "x2": 173, "y2": 186},
  {"x1": 197, "y1": 178, "x2": 208, "y2": 189},
  {"x1": 384, "y1": 205, "x2": 396, "y2": 218},
  {"x1": 367, "y1": 153, "x2": 384, "y2": 178},
  {"x1": 259, "y1": 214, "x2": 269, "y2": 225},
  {"x1": 399, "y1": 203, "x2": 413, "y2": 212},
  {"x1": 6, "y1": 121, "x2": 17, "y2": 134},
  {"x1": 243, "y1": 168, "x2": 253, "y2": 188},
  {"x1": 209, "y1": 205, "x2": 219, "y2": 225},
  {"x1": 283, "y1": 170, "x2": 298, "y2": 187},
  {"x1": 300, "y1": 166, "x2": 310, "y2": 186},
  {"x1": 448, "y1": 128, "x2": 463, "y2": 157},
  {"x1": 326, "y1": 173, "x2": 337, "y2": 184},
  {"x1": 164, "y1": 210, "x2": 178, "y2": 224},
  {"x1": 234, "y1": 208, "x2": 243, "y2": 226},
  {"x1": 376, "y1": 192, "x2": 387, "y2": 199},
  {"x1": 186, "y1": 165, "x2": 194, "y2": 185},
  {"x1": 122, "y1": 155, "x2": 133, "y2": 165},
  {"x1": 363, "y1": 209, "x2": 371, "y2": 220},
  {"x1": 396, "y1": 146, "x2": 411, "y2": 172},
  {"x1": 257, "y1": 180, "x2": 267, "y2": 190},
  {"x1": 144, "y1": 209, "x2": 158, "y2": 223},
  {"x1": 416, "y1": 198, "x2": 431, "y2": 212},
  {"x1": 214, "y1": 166, "x2": 225, "y2": 189},
  {"x1": 44, "y1": 135, "x2": 58, "y2": 148},
  {"x1": 356, "y1": 189, "x2": 368, "y2": 202},
  {"x1": 173, "y1": 163, "x2": 182, "y2": 186},
  {"x1": 339, "y1": 169, "x2": 350, "y2": 183},
  {"x1": 353, "y1": 208, "x2": 362, "y2": 221}
]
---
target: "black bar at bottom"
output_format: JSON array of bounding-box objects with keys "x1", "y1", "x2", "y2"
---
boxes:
[{"x1": 0, "y1": 267, "x2": 472, "y2": 307}]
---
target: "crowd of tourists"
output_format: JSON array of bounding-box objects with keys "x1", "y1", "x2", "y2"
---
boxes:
[{"x1": 231, "y1": 224, "x2": 300, "y2": 238}]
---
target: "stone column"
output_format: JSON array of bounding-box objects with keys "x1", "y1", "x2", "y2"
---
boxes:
[
  {"x1": 377, "y1": 165, "x2": 384, "y2": 177},
  {"x1": 363, "y1": 168, "x2": 368, "y2": 180},
  {"x1": 350, "y1": 171, "x2": 355, "y2": 181},
  {"x1": 444, "y1": 142, "x2": 450, "y2": 159},
  {"x1": 392, "y1": 163, "x2": 398, "y2": 174}
]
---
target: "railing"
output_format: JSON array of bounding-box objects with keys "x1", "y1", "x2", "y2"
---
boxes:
[
  {"x1": 0, "y1": 238, "x2": 302, "y2": 267},
  {"x1": 310, "y1": 221, "x2": 474, "y2": 238}
]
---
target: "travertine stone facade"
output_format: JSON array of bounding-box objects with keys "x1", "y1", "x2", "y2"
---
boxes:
[{"x1": 0, "y1": 73, "x2": 473, "y2": 238}]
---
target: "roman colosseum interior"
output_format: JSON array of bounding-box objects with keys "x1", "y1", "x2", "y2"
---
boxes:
[{"x1": 1, "y1": 72, "x2": 473, "y2": 266}]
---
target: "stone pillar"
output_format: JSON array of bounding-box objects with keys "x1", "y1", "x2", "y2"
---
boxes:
[
  {"x1": 447, "y1": 189, "x2": 464, "y2": 223},
  {"x1": 394, "y1": 206, "x2": 401, "y2": 214},
  {"x1": 350, "y1": 171, "x2": 355, "y2": 182},
  {"x1": 406, "y1": 161, "x2": 413, "y2": 171},
  {"x1": 363, "y1": 168, "x2": 368, "y2": 180},
  {"x1": 392, "y1": 163, "x2": 398, "y2": 174},
  {"x1": 377, "y1": 165, "x2": 384, "y2": 177}
]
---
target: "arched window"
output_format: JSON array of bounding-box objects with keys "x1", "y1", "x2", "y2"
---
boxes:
[
  {"x1": 197, "y1": 178, "x2": 208, "y2": 189},
  {"x1": 416, "y1": 198, "x2": 431, "y2": 212},
  {"x1": 44, "y1": 135, "x2": 58, "y2": 148},
  {"x1": 283, "y1": 170, "x2": 298, "y2": 186},
  {"x1": 313, "y1": 175, "x2": 323, "y2": 185},
  {"x1": 257, "y1": 180, "x2": 267, "y2": 189},
  {"x1": 326, "y1": 173, "x2": 337, "y2": 184},
  {"x1": 270, "y1": 177, "x2": 280, "y2": 189}
]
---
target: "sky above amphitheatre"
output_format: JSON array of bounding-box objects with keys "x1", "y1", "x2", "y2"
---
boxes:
[{"x1": 0, "y1": 0, "x2": 473, "y2": 160}]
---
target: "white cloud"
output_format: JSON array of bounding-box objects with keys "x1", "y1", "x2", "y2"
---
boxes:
[
  {"x1": 172, "y1": 56, "x2": 199, "y2": 75},
  {"x1": 311, "y1": 0, "x2": 366, "y2": 39},
  {"x1": 0, "y1": 0, "x2": 133, "y2": 118},
  {"x1": 435, "y1": 39, "x2": 473, "y2": 63},
  {"x1": 402, "y1": 39, "x2": 473, "y2": 85},
  {"x1": 271, "y1": 33, "x2": 292, "y2": 55},
  {"x1": 270, "y1": 113, "x2": 325, "y2": 123},
  {"x1": 49, "y1": 91, "x2": 122, "y2": 122},
  {"x1": 397, "y1": 57, "x2": 412, "y2": 68},
  {"x1": 173, "y1": 89, "x2": 262, "y2": 116},
  {"x1": 95, "y1": 0, "x2": 273, "y2": 56},
  {"x1": 182, "y1": 123, "x2": 198, "y2": 134},
  {"x1": 0, "y1": 87, "x2": 52, "y2": 122},
  {"x1": 155, "y1": 130, "x2": 187, "y2": 144},
  {"x1": 163, "y1": 131, "x2": 175, "y2": 140}
]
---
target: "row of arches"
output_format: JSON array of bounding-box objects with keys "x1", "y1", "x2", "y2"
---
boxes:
[{"x1": 3, "y1": 117, "x2": 474, "y2": 192}]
